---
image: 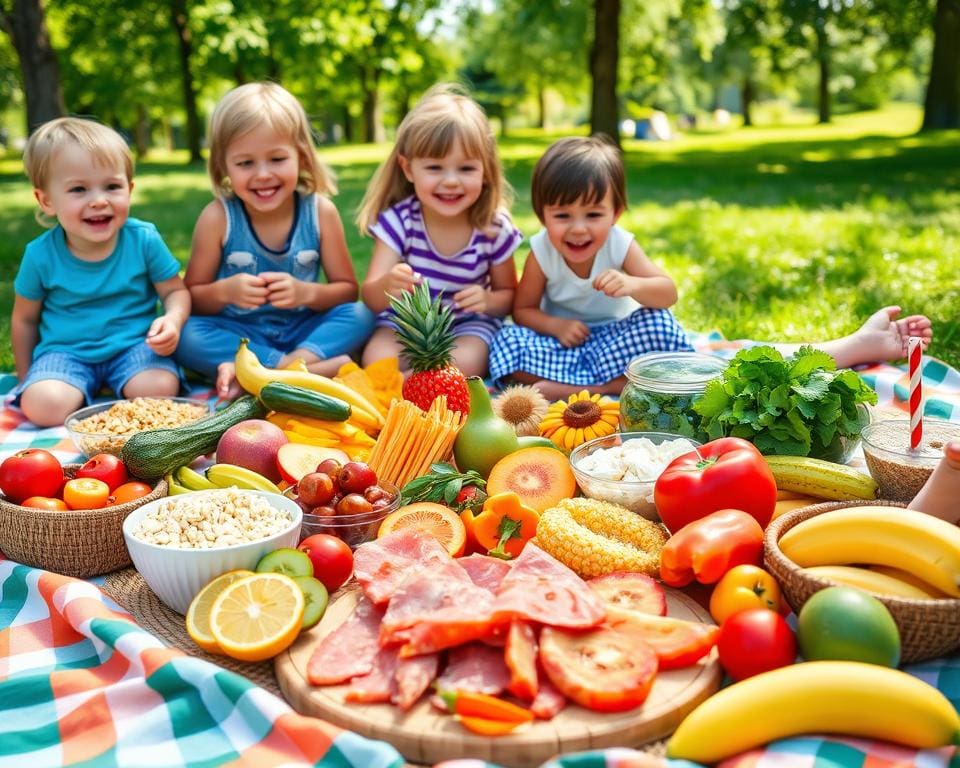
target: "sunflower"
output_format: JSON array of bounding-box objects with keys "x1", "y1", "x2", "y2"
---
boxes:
[
  {"x1": 492, "y1": 385, "x2": 550, "y2": 436},
  {"x1": 539, "y1": 391, "x2": 620, "y2": 452}
]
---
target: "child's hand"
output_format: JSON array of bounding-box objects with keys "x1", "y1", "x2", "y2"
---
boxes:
[
  {"x1": 146, "y1": 316, "x2": 180, "y2": 357},
  {"x1": 225, "y1": 273, "x2": 269, "y2": 309},
  {"x1": 260, "y1": 271, "x2": 303, "y2": 309},
  {"x1": 593, "y1": 269, "x2": 635, "y2": 298},
  {"x1": 452, "y1": 285, "x2": 488, "y2": 314},
  {"x1": 554, "y1": 318, "x2": 590, "y2": 348},
  {"x1": 384, "y1": 263, "x2": 421, "y2": 298}
]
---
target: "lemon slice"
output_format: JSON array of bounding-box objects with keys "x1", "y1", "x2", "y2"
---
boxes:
[
  {"x1": 209, "y1": 573, "x2": 305, "y2": 662},
  {"x1": 185, "y1": 569, "x2": 255, "y2": 653}
]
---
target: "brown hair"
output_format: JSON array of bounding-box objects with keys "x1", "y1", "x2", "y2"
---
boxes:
[
  {"x1": 24, "y1": 117, "x2": 133, "y2": 191},
  {"x1": 530, "y1": 136, "x2": 626, "y2": 221}
]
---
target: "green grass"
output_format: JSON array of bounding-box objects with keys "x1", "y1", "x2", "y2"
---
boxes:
[{"x1": 1, "y1": 103, "x2": 958, "y2": 372}]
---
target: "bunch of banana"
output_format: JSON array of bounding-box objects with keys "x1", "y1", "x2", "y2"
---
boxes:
[
  {"x1": 666, "y1": 661, "x2": 960, "y2": 763},
  {"x1": 779, "y1": 505, "x2": 960, "y2": 597},
  {"x1": 234, "y1": 339, "x2": 383, "y2": 433},
  {"x1": 764, "y1": 455, "x2": 878, "y2": 500},
  {"x1": 206, "y1": 463, "x2": 282, "y2": 493},
  {"x1": 801, "y1": 565, "x2": 948, "y2": 600},
  {"x1": 266, "y1": 412, "x2": 376, "y2": 459}
]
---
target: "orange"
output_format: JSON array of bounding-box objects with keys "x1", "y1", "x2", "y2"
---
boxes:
[
  {"x1": 377, "y1": 502, "x2": 467, "y2": 557},
  {"x1": 185, "y1": 569, "x2": 255, "y2": 653},
  {"x1": 209, "y1": 573, "x2": 305, "y2": 662}
]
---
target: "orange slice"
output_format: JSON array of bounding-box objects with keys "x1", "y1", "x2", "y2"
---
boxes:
[
  {"x1": 185, "y1": 569, "x2": 255, "y2": 653},
  {"x1": 209, "y1": 573, "x2": 305, "y2": 662},
  {"x1": 378, "y1": 502, "x2": 467, "y2": 557}
]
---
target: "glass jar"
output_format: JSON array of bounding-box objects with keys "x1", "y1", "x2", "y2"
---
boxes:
[{"x1": 620, "y1": 352, "x2": 728, "y2": 440}]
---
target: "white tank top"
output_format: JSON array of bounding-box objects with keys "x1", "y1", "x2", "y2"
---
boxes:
[{"x1": 532, "y1": 225, "x2": 641, "y2": 325}]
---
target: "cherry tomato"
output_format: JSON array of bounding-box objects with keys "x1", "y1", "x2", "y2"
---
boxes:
[
  {"x1": 709, "y1": 564, "x2": 781, "y2": 624},
  {"x1": 0, "y1": 448, "x2": 64, "y2": 504},
  {"x1": 716, "y1": 608, "x2": 797, "y2": 681},
  {"x1": 297, "y1": 534, "x2": 354, "y2": 592},
  {"x1": 63, "y1": 477, "x2": 110, "y2": 510},
  {"x1": 76, "y1": 453, "x2": 128, "y2": 491},
  {"x1": 539, "y1": 624, "x2": 658, "y2": 712},
  {"x1": 20, "y1": 496, "x2": 69, "y2": 511},
  {"x1": 109, "y1": 481, "x2": 154, "y2": 505}
]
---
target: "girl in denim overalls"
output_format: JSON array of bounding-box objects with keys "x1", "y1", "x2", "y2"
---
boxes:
[{"x1": 176, "y1": 82, "x2": 374, "y2": 398}]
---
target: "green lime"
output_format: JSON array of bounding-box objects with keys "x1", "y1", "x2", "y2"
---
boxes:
[{"x1": 797, "y1": 586, "x2": 901, "y2": 667}]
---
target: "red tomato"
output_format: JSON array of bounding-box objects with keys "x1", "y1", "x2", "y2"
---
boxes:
[
  {"x1": 653, "y1": 437, "x2": 777, "y2": 533},
  {"x1": 109, "y1": 481, "x2": 154, "y2": 505},
  {"x1": 605, "y1": 606, "x2": 719, "y2": 669},
  {"x1": 587, "y1": 571, "x2": 667, "y2": 616},
  {"x1": 63, "y1": 477, "x2": 110, "y2": 510},
  {"x1": 76, "y1": 453, "x2": 129, "y2": 491},
  {"x1": 0, "y1": 448, "x2": 64, "y2": 504},
  {"x1": 539, "y1": 624, "x2": 658, "y2": 712},
  {"x1": 20, "y1": 496, "x2": 69, "y2": 511},
  {"x1": 297, "y1": 534, "x2": 354, "y2": 592},
  {"x1": 716, "y1": 608, "x2": 797, "y2": 681}
]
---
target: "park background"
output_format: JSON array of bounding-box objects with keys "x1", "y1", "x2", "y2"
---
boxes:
[{"x1": 0, "y1": 0, "x2": 957, "y2": 371}]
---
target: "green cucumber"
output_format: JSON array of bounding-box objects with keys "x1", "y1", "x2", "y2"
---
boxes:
[{"x1": 259, "y1": 382, "x2": 351, "y2": 422}]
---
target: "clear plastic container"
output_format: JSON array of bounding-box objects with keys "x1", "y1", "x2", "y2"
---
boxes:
[{"x1": 619, "y1": 352, "x2": 727, "y2": 440}]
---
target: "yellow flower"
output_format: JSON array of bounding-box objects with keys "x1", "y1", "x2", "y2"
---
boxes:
[{"x1": 538, "y1": 391, "x2": 620, "y2": 452}]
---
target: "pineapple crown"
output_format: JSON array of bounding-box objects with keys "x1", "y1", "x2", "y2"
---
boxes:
[{"x1": 389, "y1": 280, "x2": 456, "y2": 372}]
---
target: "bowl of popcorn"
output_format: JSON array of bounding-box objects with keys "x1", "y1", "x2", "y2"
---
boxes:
[
  {"x1": 65, "y1": 397, "x2": 210, "y2": 458},
  {"x1": 122, "y1": 488, "x2": 302, "y2": 614},
  {"x1": 568, "y1": 431, "x2": 701, "y2": 519}
]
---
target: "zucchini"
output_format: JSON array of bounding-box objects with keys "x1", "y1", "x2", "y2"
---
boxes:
[
  {"x1": 259, "y1": 381, "x2": 351, "y2": 422},
  {"x1": 120, "y1": 395, "x2": 267, "y2": 480}
]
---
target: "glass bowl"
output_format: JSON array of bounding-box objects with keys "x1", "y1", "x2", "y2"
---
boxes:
[
  {"x1": 568, "y1": 431, "x2": 702, "y2": 520},
  {"x1": 861, "y1": 418, "x2": 960, "y2": 503},
  {"x1": 65, "y1": 397, "x2": 210, "y2": 458},
  {"x1": 804, "y1": 402, "x2": 872, "y2": 464},
  {"x1": 299, "y1": 481, "x2": 400, "y2": 549}
]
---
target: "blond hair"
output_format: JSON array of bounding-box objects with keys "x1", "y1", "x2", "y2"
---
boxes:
[
  {"x1": 207, "y1": 82, "x2": 335, "y2": 198},
  {"x1": 23, "y1": 117, "x2": 133, "y2": 191},
  {"x1": 356, "y1": 83, "x2": 511, "y2": 234}
]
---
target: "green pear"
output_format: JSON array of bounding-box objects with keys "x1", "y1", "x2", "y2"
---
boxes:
[{"x1": 453, "y1": 377, "x2": 520, "y2": 479}]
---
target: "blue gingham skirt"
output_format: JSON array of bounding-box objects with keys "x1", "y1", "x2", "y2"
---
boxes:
[{"x1": 488, "y1": 308, "x2": 693, "y2": 387}]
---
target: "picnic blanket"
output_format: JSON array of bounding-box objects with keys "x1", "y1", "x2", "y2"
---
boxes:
[{"x1": 1, "y1": 331, "x2": 959, "y2": 768}]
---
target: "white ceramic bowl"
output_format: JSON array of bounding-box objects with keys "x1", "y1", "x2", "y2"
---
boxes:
[{"x1": 122, "y1": 490, "x2": 302, "y2": 615}]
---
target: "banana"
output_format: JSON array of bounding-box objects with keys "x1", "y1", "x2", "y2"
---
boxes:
[
  {"x1": 206, "y1": 463, "x2": 281, "y2": 493},
  {"x1": 666, "y1": 661, "x2": 960, "y2": 763},
  {"x1": 764, "y1": 455, "x2": 878, "y2": 500},
  {"x1": 165, "y1": 472, "x2": 191, "y2": 495},
  {"x1": 871, "y1": 565, "x2": 951, "y2": 598},
  {"x1": 175, "y1": 465, "x2": 218, "y2": 492},
  {"x1": 779, "y1": 506, "x2": 960, "y2": 597},
  {"x1": 802, "y1": 564, "x2": 944, "y2": 600}
]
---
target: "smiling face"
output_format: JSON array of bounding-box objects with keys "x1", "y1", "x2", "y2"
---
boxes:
[
  {"x1": 224, "y1": 123, "x2": 300, "y2": 217},
  {"x1": 399, "y1": 138, "x2": 484, "y2": 223},
  {"x1": 541, "y1": 188, "x2": 622, "y2": 268},
  {"x1": 34, "y1": 142, "x2": 132, "y2": 260}
]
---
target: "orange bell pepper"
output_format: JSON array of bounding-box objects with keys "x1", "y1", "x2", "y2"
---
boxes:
[
  {"x1": 659, "y1": 508, "x2": 764, "y2": 587},
  {"x1": 468, "y1": 491, "x2": 539, "y2": 560},
  {"x1": 708, "y1": 563, "x2": 781, "y2": 624}
]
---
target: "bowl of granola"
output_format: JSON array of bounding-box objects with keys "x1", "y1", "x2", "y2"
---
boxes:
[{"x1": 65, "y1": 397, "x2": 210, "y2": 458}]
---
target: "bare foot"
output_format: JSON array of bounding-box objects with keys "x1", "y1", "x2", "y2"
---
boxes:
[
  {"x1": 305, "y1": 355, "x2": 352, "y2": 377},
  {"x1": 826, "y1": 306, "x2": 933, "y2": 368},
  {"x1": 215, "y1": 362, "x2": 243, "y2": 402},
  {"x1": 908, "y1": 441, "x2": 960, "y2": 525}
]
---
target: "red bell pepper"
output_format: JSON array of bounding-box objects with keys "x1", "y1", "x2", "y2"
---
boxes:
[
  {"x1": 659, "y1": 508, "x2": 765, "y2": 587},
  {"x1": 653, "y1": 437, "x2": 777, "y2": 533}
]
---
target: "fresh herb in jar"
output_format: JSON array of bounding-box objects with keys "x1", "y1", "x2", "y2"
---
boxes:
[
  {"x1": 620, "y1": 388, "x2": 700, "y2": 438},
  {"x1": 692, "y1": 345, "x2": 878, "y2": 457}
]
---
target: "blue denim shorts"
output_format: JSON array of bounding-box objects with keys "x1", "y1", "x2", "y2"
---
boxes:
[{"x1": 14, "y1": 343, "x2": 181, "y2": 405}]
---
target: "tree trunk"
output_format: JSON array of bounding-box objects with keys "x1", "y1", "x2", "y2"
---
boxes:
[
  {"x1": 922, "y1": 0, "x2": 960, "y2": 130},
  {"x1": 0, "y1": 0, "x2": 65, "y2": 133},
  {"x1": 741, "y1": 77, "x2": 754, "y2": 127},
  {"x1": 361, "y1": 67, "x2": 383, "y2": 143},
  {"x1": 537, "y1": 85, "x2": 546, "y2": 129},
  {"x1": 342, "y1": 105, "x2": 354, "y2": 144},
  {"x1": 590, "y1": 0, "x2": 621, "y2": 146},
  {"x1": 815, "y1": 16, "x2": 831, "y2": 124},
  {"x1": 135, "y1": 103, "x2": 150, "y2": 158},
  {"x1": 168, "y1": 0, "x2": 202, "y2": 162}
]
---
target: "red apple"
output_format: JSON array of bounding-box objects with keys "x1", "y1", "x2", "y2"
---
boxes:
[{"x1": 216, "y1": 419, "x2": 289, "y2": 482}]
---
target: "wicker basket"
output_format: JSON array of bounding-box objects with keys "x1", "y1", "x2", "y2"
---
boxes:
[
  {"x1": 0, "y1": 465, "x2": 167, "y2": 579},
  {"x1": 764, "y1": 499, "x2": 960, "y2": 664}
]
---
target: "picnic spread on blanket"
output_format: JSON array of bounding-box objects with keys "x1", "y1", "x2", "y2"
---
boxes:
[{"x1": 1, "y1": 331, "x2": 959, "y2": 768}]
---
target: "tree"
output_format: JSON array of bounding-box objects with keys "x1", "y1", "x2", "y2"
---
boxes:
[
  {"x1": 922, "y1": 0, "x2": 960, "y2": 129},
  {"x1": 168, "y1": 0, "x2": 202, "y2": 161},
  {"x1": 0, "y1": 0, "x2": 64, "y2": 132},
  {"x1": 591, "y1": 0, "x2": 621, "y2": 143},
  {"x1": 715, "y1": 0, "x2": 781, "y2": 126}
]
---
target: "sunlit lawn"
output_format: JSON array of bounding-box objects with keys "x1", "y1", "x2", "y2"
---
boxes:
[{"x1": 0, "y1": 102, "x2": 957, "y2": 371}]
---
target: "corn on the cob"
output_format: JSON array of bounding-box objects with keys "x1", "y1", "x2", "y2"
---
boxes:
[
  {"x1": 536, "y1": 497, "x2": 667, "y2": 579},
  {"x1": 764, "y1": 455, "x2": 878, "y2": 500}
]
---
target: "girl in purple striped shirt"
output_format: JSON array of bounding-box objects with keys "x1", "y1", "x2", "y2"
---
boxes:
[{"x1": 357, "y1": 84, "x2": 523, "y2": 377}]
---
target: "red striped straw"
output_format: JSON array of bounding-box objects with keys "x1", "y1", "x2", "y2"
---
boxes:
[{"x1": 908, "y1": 336, "x2": 923, "y2": 450}]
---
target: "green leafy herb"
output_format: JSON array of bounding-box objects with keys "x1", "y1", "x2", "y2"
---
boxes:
[
  {"x1": 692, "y1": 345, "x2": 877, "y2": 458},
  {"x1": 400, "y1": 462, "x2": 486, "y2": 513}
]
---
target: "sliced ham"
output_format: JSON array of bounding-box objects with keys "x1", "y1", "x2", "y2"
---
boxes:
[
  {"x1": 458, "y1": 554, "x2": 513, "y2": 593},
  {"x1": 435, "y1": 643, "x2": 512, "y2": 696},
  {"x1": 353, "y1": 529, "x2": 452, "y2": 606},
  {"x1": 393, "y1": 653, "x2": 440, "y2": 710},
  {"x1": 344, "y1": 646, "x2": 399, "y2": 703},
  {"x1": 492, "y1": 543, "x2": 607, "y2": 629},
  {"x1": 307, "y1": 597, "x2": 385, "y2": 685},
  {"x1": 504, "y1": 620, "x2": 539, "y2": 701},
  {"x1": 530, "y1": 676, "x2": 567, "y2": 720}
]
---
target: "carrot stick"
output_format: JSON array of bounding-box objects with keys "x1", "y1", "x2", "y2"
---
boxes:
[
  {"x1": 437, "y1": 689, "x2": 534, "y2": 723},
  {"x1": 456, "y1": 715, "x2": 525, "y2": 736}
]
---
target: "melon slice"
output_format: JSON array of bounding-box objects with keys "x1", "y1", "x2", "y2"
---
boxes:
[{"x1": 486, "y1": 447, "x2": 576, "y2": 512}]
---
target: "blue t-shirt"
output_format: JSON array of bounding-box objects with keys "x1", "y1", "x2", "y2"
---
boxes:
[{"x1": 14, "y1": 218, "x2": 181, "y2": 363}]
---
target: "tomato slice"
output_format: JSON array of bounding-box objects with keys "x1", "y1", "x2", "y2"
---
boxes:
[
  {"x1": 604, "y1": 605, "x2": 718, "y2": 670},
  {"x1": 539, "y1": 625, "x2": 658, "y2": 712},
  {"x1": 505, "y1": 620, "x2": 538, "y2": 701},
  {"x1": 588, "y1": 571, "x2": 667, "y2": 616}
]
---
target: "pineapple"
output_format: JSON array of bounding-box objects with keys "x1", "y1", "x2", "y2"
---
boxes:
[{"x1": 390, "y1": 281, "x2": 470, "y2": 414}]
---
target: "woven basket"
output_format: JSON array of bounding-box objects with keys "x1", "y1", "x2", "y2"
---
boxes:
[
  {"x1": 0, "y1": 465, "x2": 167, "y2": 579},
  {"x1": 764, "y1": 499, "x2": 960, "y2": 663}
]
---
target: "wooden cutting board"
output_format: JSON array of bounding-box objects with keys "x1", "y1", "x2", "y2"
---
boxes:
[{"x1": 275, "y1": 586, "x2": 721, "y2": 768}]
